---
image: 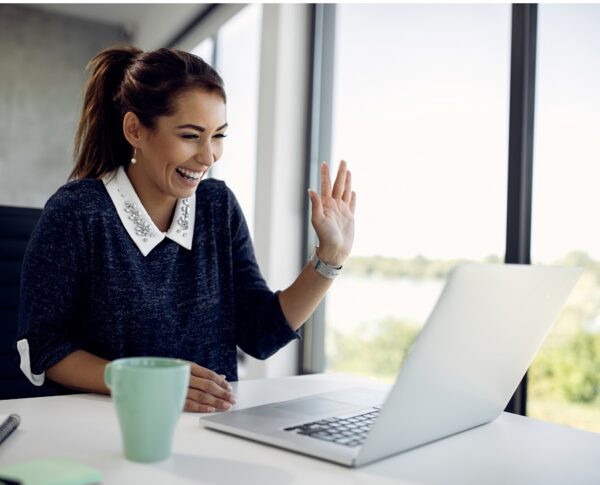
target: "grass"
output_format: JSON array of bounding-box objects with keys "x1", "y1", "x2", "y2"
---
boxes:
[{"x1": 527, "y1": 396, "x2": 600, "y2": 433}]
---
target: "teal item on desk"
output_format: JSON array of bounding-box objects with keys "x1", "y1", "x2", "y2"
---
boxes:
[
  {"x1": 0, "y1": 457, "x2": 101, "y2": 485},
  {"x1": 105, "y1": 356, "x2": 190, "y2": 463}
]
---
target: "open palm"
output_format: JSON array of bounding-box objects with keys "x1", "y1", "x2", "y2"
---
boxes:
[{"x1": 308, "y1": 160, "x2": 356, "y2": 266}]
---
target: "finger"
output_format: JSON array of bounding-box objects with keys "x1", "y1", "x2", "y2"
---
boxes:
[
  {"x1": 342, "y1": 169, "x2": 352, "y2": 204},
  {"x1": 320, "y1": 161, "x2": 332, "y2": 199},
  {"x1": 219, "y1": 374, "x2": 233, "y2": 391},
  {"x1": 189, "y1": 375, "x2": 235, "y2": 403},
  {"x1": 205, "y1": 379, "x2": 236, "y2": 403},
  {"x1": 350, "y1": 191, "x2": 357, "y2": 214},
  {"x1": 184, "y1": 398, "x2": 215, "y2": 413},
  {"x1": 190, "y1": 363, "x2": 230, "y2": 391},
  {"x1": 331, "y1": 160, "x2": 347, "y2": 199},
  {"x1": 187, "y1": 387, "x2": 234, "y2": 411},
  {"x1": 308, "y1": 189, "x2": 323, "y2": 221}
]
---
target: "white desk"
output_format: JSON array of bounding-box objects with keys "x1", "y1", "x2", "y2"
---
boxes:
[{"x1": 1, "y1": 373, "x2": 600, "y2": 484}]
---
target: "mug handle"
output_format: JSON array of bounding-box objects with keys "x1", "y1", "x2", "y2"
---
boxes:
[{"x1": 104, "y1": 363, "x2": 113, "y2": 391}]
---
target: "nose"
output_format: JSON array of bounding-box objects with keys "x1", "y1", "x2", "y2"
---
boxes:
[{"x1": 194, "y1": 140, "x2": 216, "y2": 168}]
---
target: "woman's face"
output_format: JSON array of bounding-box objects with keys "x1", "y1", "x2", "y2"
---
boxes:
[{"x1": 129, "y1": 88, "x2": 227, "y2": 201}]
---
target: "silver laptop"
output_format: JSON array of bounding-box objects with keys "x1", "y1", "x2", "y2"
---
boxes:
[{"x1": 200, "y1": 263, "x2": 581, "y2": 467}]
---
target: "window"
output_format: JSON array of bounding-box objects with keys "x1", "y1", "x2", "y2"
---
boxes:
[
  {"x1": 325, "y1": 4, "x2": 511, "y2": 382},
  {"x1": 528, "y1": 4, "x2": 600, "y2": 432},
  {"x1": 210, "y1": 4, "x2": 262, "y2": 238}
]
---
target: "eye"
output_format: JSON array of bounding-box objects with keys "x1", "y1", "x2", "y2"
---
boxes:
[
  {"x1": 213, "y1": 133, "x2": 227, "y2": 139},
  {"x1": 181, "y1": 133, "x2": 199, "y2": 140}
]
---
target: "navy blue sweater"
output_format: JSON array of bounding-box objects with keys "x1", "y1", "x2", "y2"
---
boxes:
[{"x1": 17, "y1": 178, "x2": 299, "y2": 381}]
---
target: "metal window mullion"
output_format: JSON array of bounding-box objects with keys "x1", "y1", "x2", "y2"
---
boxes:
[
  {"x1": 300, "y1": 4, "x2": 337, "y2": 374},
  {"x1": 504, "y1": 3, "x2": 538, "y2": 416}
]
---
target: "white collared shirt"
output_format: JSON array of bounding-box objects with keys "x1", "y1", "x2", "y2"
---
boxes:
[{"x1": 102, "y1": 166, "x2": 196, "y2": 256}]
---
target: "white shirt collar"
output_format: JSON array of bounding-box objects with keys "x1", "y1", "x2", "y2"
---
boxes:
[{"x1": 102, "y1": 166, "x2": 195, "y2": 257}]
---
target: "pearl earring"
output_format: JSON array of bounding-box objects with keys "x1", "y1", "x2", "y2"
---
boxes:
[{"x1": 131, "y1": 148, "x2": 137, "y2": 165}]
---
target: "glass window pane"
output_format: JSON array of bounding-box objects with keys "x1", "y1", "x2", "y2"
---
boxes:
[
  {"x1": 210, "y1": 4, "x2": 262, "y2": 237},
  {"x1": 529, "y1": 5, "x2": 600, "y2": 433},
  {"x1": 326, "y1": 4, "x2": 511, "y2": 382}
]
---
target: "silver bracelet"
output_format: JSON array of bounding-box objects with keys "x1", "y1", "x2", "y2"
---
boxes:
[{"x1": 309, "y1": 251, "x2": 343, "y2": 279}]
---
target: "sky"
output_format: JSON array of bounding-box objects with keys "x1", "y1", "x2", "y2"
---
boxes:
[{"x1": 330, "y1": 4, "x2": 600, "y2": 262}]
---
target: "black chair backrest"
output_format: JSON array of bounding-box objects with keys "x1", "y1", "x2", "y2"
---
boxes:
[{"x1": 0, "y1": 205, "x2": 79, "y2": 399}]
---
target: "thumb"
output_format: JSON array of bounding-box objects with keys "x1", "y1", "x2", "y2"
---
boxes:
[{"x1": 308, "y1": 189, "x2": 323, "y2": 220}]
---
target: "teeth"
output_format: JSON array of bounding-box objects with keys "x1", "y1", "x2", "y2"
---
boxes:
[{"x1": 177, "y1": 168, "x2": 201, "y2": 180}]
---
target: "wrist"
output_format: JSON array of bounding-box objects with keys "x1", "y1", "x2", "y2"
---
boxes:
[
  {"x1": 310, "y1": 250, "x2": 343, "y2": 280},
  {"x1": 315, "y1": 247, "x2": 345, "y2": 267}
]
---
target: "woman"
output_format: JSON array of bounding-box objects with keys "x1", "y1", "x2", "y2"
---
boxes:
[{"x1": 16, "y1": 46, "x2": 356, "y2": 413}]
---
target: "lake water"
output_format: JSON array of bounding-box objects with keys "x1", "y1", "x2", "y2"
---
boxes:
[{"x1": 325, "y1": 275, "x2": 445, "y2": 334}]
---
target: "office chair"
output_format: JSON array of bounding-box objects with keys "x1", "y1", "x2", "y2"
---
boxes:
[{"x1": 0, "y1": 205, "x2": 80, "y2": 399}]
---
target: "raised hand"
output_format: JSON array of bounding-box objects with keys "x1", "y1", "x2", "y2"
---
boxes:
[
  {"x1": 184, "y1": 363, "x2": 236, "y2": 413},
  {"x1": 308, "y1": 160, "x2": 356, "y2": 266}
]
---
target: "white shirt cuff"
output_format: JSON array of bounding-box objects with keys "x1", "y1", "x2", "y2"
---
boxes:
[{"x1": 16, "y1": 339, "x2": 45, "y2": 386}]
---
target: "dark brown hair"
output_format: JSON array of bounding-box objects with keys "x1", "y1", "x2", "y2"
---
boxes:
[{"x1": 71, "y1": 45, "x2": 226, "y2": 180}]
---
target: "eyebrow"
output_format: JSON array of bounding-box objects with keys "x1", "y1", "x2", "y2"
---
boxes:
[{"x1": 176, "y1": 123, "x2": 228, "y2": 132}]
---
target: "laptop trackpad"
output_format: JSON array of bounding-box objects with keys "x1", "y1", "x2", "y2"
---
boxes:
[{"x1": 274, "y1": 398, "x2": 357, "y2": 417}]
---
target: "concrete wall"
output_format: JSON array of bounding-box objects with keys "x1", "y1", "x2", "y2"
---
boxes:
[
  {"x1": 133, "y1": 4, "x2": 208, "y2": 50},
  {"x1": 0, "y1": 5, "x2": 129, "y2": 208}
]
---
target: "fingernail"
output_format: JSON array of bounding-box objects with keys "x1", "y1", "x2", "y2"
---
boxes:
[
  {"x1": 208, "y1": 407, "x2": 216, "y2": 413},
  {"x1": 223, "y1": 402, "x2": 232, "y2": 410},
  {"x1": 231, "y1": 396, "x2": 237, "y2": 404},
  {"x1": 227, "y1": 383, "x2": 233, "y2": 390}
]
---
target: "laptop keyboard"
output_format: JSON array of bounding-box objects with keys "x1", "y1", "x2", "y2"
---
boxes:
[{"x1": 283, "y1": 407, "x2": 380, "y2": 447}]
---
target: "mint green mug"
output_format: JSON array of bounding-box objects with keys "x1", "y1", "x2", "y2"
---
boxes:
[{"x1": 104, "y1": 357, "x2": 191, "y2": 462}]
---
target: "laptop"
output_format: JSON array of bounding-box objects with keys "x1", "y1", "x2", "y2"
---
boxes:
[{"x1": 200, "y1": 263, "x2": 582, "y2": 467}]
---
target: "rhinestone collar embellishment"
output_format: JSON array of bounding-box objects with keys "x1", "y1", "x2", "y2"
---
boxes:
[
  {"x1": 124, "y1": 201, "x2": 154, "y2": 242},
  {"x1": 177, "y1": 198, "x2": 190, "y2": 237},
  {"x1": 122, "y1": 195, "x2": 191, "y2": 242}
]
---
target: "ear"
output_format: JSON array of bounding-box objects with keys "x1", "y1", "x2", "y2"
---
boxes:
[{"x1": 123, "y1": 111, "x2": 144, "y2": 147}]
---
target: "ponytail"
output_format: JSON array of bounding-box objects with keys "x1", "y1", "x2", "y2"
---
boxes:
[
  {"x1": 71, "y1": 46, "x2": 142, "y2": 180},
  {"x1": 71, "y1": 45, "x2": 225, "y2": 180}
]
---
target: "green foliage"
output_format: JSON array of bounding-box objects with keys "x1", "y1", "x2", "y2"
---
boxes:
[
  {"x1": 530, "y1": 331, "x2": 600, "y2": 403},
  {"x1": 344, "y1": 254, "x2": 501, "y2": 280},
  {"x1": 327, "y1": 318, "x2": 421, "y2": 380}
]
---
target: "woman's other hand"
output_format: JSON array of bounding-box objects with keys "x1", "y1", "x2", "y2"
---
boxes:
[
  {"x1": 308, "y1": 160, "x2": 356, "y2": 267},
  {"x1": 184, "y1": 363, "x2": 236, "y2": 413}
]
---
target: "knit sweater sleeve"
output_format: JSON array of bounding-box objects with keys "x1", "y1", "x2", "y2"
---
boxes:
[
  {"x1": 17, "y1": 187, "x2": 87, "y2": 378},
  {"x1": 227, "y1": 188, "x2": 301, "y2": 359}
]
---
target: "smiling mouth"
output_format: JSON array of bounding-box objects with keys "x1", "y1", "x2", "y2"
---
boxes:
[{"x1": 176, "y1": 167, "x2": 202, "y2": 181}]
